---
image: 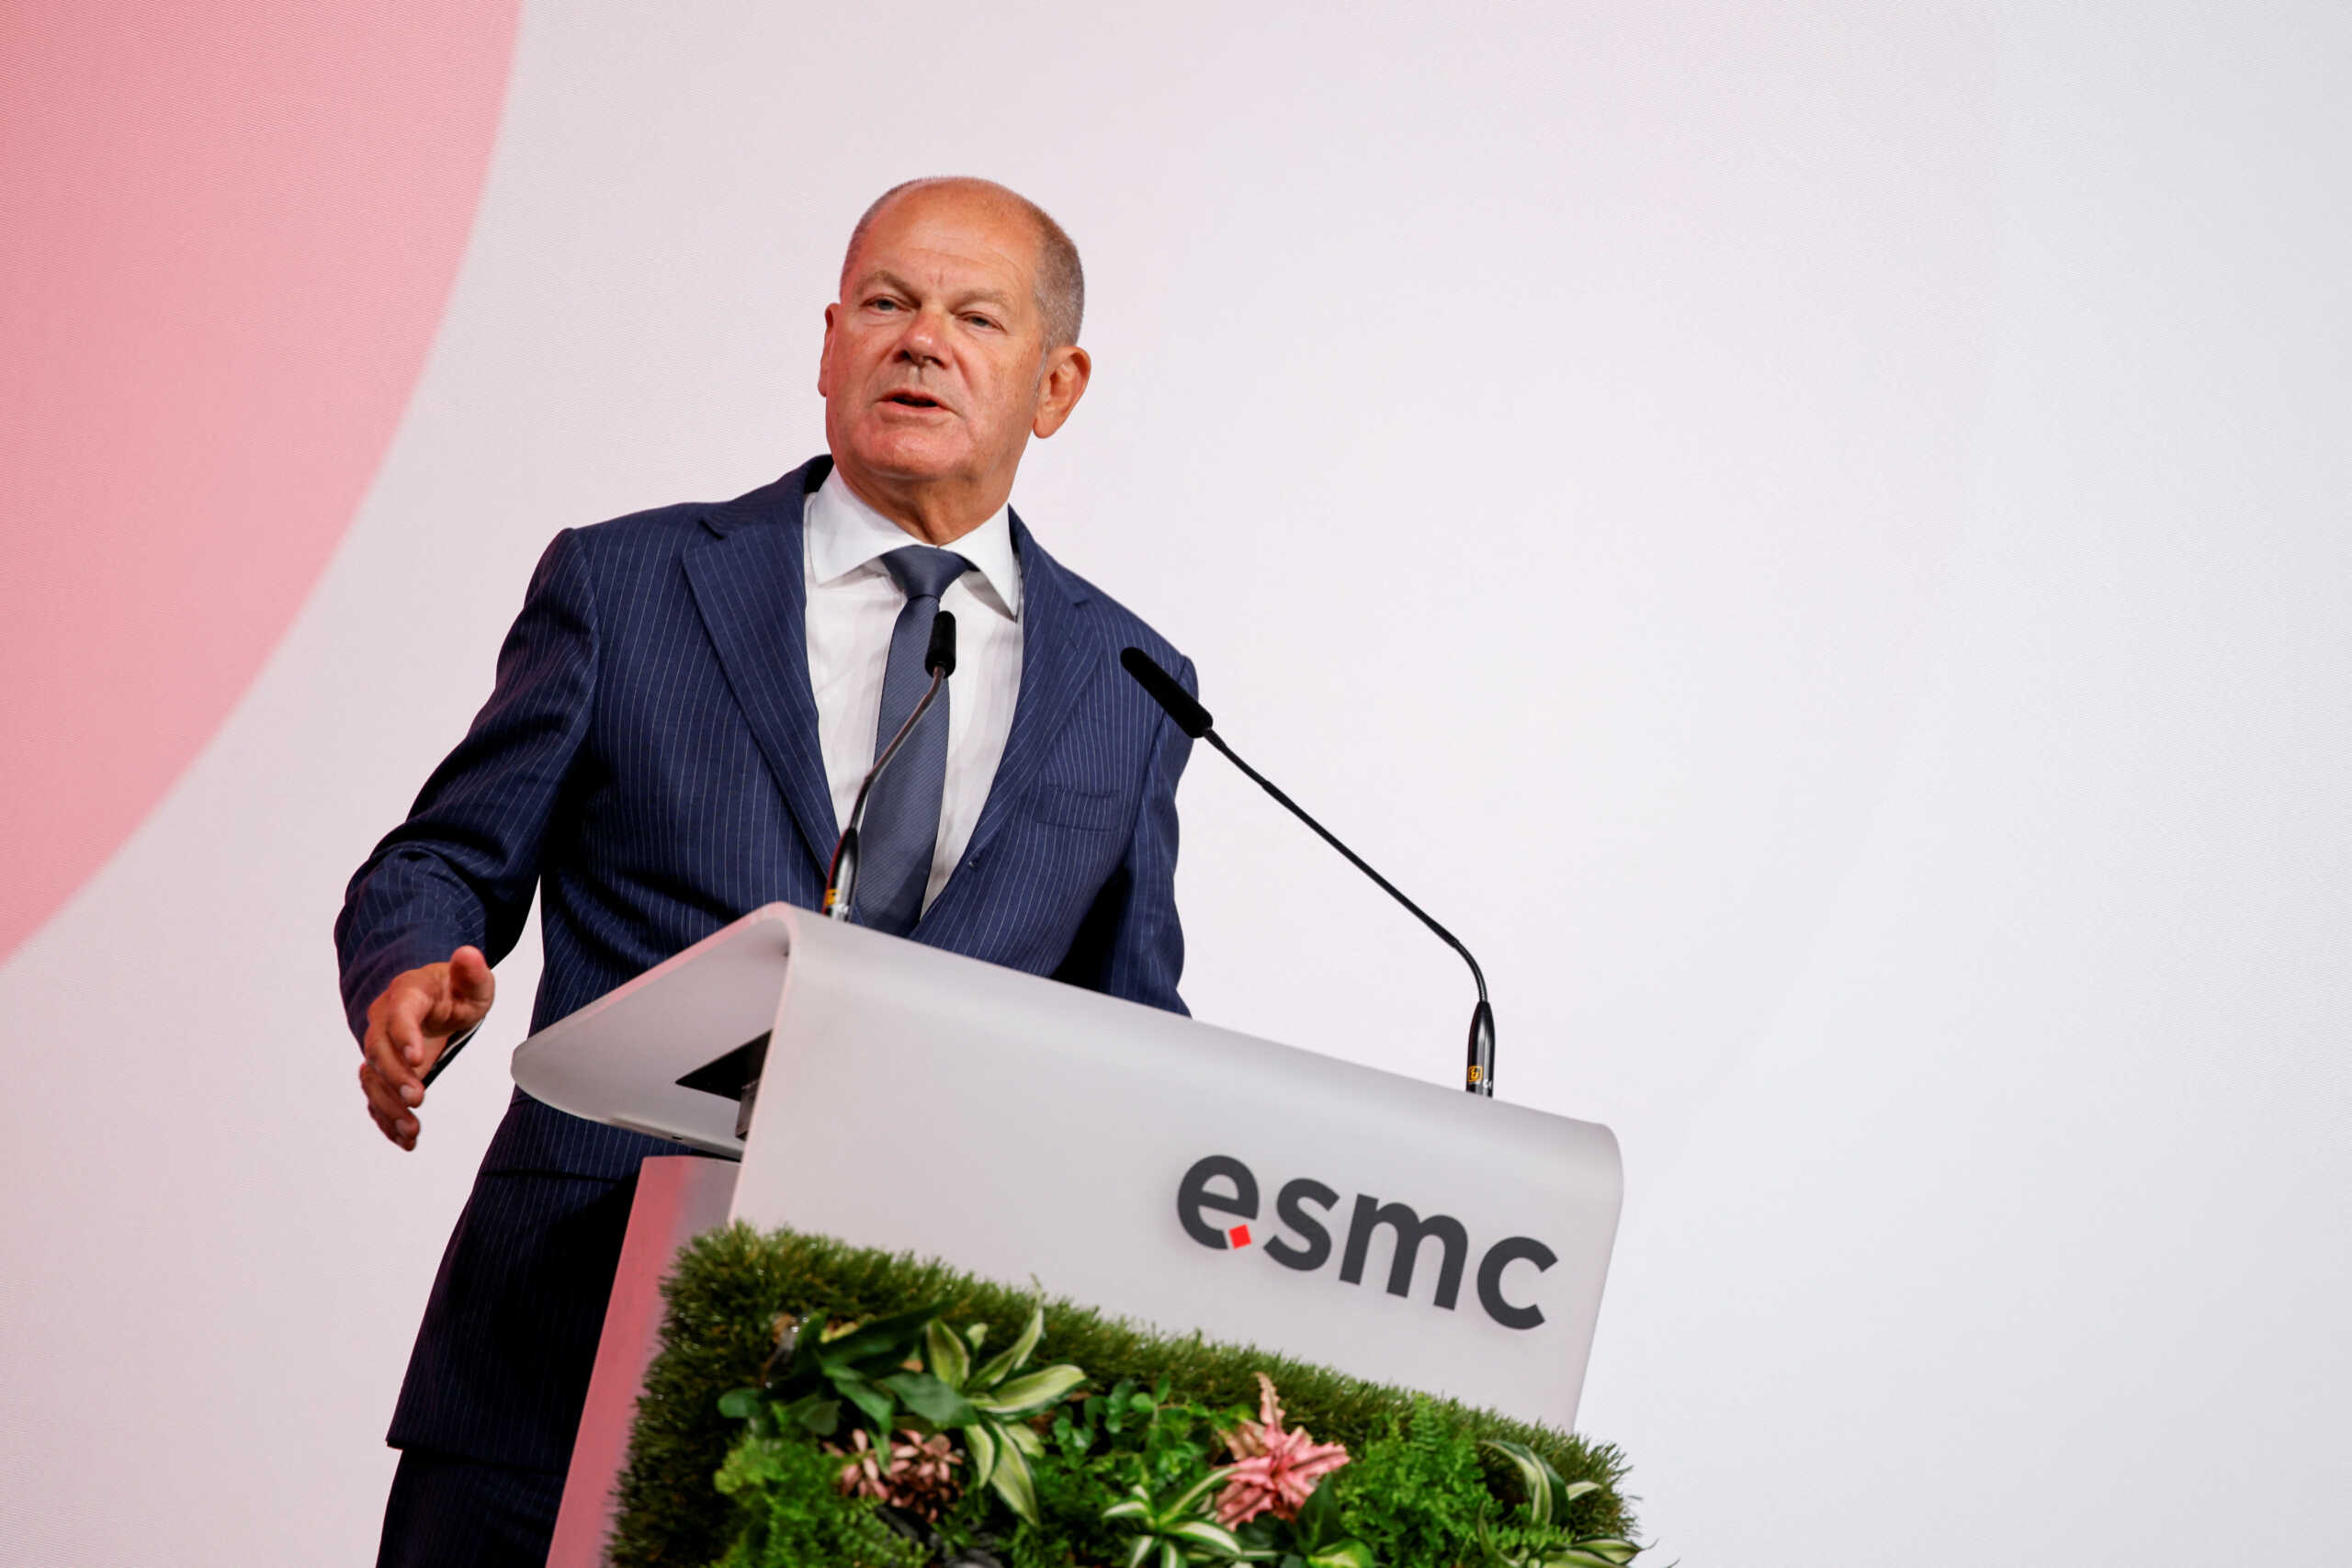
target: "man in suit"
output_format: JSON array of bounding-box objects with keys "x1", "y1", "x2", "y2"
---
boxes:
[{"x1": 337, "y1": 176, "x2": 1196, "y2": 1567}]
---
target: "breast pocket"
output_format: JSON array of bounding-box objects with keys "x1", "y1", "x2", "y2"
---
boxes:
[{"x1": 1026, "y1": 783, "x2": 1126, "y2": 832}]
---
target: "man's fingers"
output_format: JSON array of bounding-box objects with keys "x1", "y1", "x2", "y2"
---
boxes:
[
  {"x1": 363, "y1": 1006, "x2": 424, "y2": 1102},
  {"x1": 358, "y1": 1060, "x2": 412, "y2": 1123},
  {"x1": 356, "y1": 955, "x2": 489, "y2": 1151},
  {"x1": 359, "y1": 1064, "x2": 420, "y2": 1148},
  {"x1": 367, "y1": 1099, "x2": 416, "y2": 1151},
  {"x1": 381, "y1": 983, "x2": 436, "y2": 1071},
  {"x1": 364, "y1": 1010, "x2": 425, "y2": 1100}
]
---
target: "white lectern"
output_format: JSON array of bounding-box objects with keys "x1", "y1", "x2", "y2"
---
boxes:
[{"x1": 519, "y1": 905, "x2": 1622, "y2": 1566}]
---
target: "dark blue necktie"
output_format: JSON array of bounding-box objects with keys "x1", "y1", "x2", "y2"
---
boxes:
[{"x1": 856, "y1": 545, "x2": 971, "y2": 934}]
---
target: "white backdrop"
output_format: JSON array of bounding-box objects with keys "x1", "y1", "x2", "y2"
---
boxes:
[{"x1": 3, "y1": 4, "x2": 2346, "y2": 1563}]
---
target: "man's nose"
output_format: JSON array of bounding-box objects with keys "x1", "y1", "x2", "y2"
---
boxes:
[{"x1": 893, "y1": 307, "x2": 949, "y2": 367}]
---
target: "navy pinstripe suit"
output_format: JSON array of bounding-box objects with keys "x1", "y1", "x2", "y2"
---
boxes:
[{"x1": 336, "y1": 456, "x2": 1195, "y2": 1482}]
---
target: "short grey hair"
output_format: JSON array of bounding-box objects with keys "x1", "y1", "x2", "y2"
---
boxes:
[{"x1": 842, "y1": 176, "x2": 1086, "y2": 349}]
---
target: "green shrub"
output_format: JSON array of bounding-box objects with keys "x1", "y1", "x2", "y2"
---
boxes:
[
  {"x1": 1332, "y1": 1399, "x2": 1495, "y2": 1566},
  {"x1": 707, "y1": 1428, "x2": 927, "y2": 1568},
  {"x1": 1001, "y1": 1380, "x2": 1248, "y2": 1568},
  {"x1": 607, "y1": 1224, "x2": 1636, "y2": 1568}
]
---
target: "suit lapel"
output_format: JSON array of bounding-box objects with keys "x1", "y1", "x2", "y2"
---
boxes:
[
  {"x1": 684, "y1": 463, "x2": 840, "y2": 877},
  {"x1": 917, "y1": 514, "x2": 1102, "y2": 938}
]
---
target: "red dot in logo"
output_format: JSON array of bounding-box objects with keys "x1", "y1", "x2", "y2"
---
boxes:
[{"x1": 1227, "y1": 1224, "x2": 1252, "y2": 1248}]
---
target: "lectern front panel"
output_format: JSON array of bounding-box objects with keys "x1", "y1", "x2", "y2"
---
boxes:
[{"x1": 734, "y1": 914, "x2": 1622, "y2": 1431}]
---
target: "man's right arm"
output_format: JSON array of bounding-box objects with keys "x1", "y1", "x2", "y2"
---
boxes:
[{"x1": 334, "y1": 528, "x2": 599, "y2": 1146}]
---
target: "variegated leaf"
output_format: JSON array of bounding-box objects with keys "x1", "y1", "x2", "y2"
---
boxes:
[
  {"x1": 989, "y1": 1427, "x2": 1041, "y2": 1526},
  {"x1": 1167, "y1": 1463, "x2": 1237, "y2": 1516},
  {"x1": 1481, "y1": 1438, "x2": 1566, "y2": 1525},
  {"x1": 974, "y1": 1300, "x2": 1047, "y2": 1391},
  {"x1": 924, "y1": 1317, "x2": 969, "y2": 1391},
  {"x1": 1542, "y1": 1548, "x2": 1639, "y2": 1568},
  {"x1": 1169, "y1": 1518, "x2": 1245, "y2": 1553},
  {"x1": 963, "y1": 1418, "x2": 997, "y2": 1488},
  {"x1": 979, "y1": 1362, "x2": 1088, "y2": 1415}
]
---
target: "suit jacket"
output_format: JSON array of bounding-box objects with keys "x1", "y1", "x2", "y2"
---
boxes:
[{"x1": 336, "y1": 456, "x2": 1196, "y2": 1469}]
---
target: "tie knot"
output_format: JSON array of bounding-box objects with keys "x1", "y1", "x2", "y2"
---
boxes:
[{"x1": 881, "y1": 545, "x2": 972, "y2": 604}]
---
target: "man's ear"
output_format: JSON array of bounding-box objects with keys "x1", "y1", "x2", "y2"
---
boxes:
[
  {"x1": 817, "y1": 302, "x2": 839, "y2": 397},
  {"x1": 1032, "y1": 344, "x2": 1091, "y2": 439}
]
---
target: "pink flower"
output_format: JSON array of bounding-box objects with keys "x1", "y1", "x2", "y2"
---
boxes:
[
  {"x1": 1215, "y1": 1373, "x2": 1351, "y2": 1527},
  {"x1": 831, "y1": 1427, "x2": 962, "y2": 1519}
]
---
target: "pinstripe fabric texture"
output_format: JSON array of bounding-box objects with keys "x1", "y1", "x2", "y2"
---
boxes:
[
  {"x1": 335, "y1": 457, "x2": 1196, "y2": 1472},
  {"x1": 376, "y1": 1448, "x2": 569, "y2": 1568}
]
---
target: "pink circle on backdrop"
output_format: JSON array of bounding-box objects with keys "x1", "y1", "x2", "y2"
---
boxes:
[{"x1": 0, "y1": 3, "x2": 521, "y2": 962}]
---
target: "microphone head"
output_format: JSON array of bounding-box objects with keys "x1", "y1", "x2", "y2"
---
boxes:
[
  {"x1": 1119, "y1": 646, "x2": 1213, "y2": 738},
  {"x1": 925, "y1": 610, "x2": 958, "y2": 677}
]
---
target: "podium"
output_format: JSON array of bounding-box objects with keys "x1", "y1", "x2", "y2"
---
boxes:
[{"x1": 517, "y1": 904, "x2": 1623, "y2": 1565}]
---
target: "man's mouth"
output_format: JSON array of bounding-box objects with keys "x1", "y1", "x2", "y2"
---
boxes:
[{"x1": 883, "y1": 390, "x2": 946, "y2": 411}]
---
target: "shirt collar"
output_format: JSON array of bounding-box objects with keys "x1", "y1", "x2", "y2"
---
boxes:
[{"x1": 806, "y1": 466, "x2": 1023, "y2": 621}]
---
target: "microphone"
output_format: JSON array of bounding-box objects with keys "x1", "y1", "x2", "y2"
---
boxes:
[
  {"x1": 826, "y1": 611, "x2": 957, "y2": 922},
  {"x1": 924, "y1": 608, "x2": 957, "y2": 679},
  {"x1": 1119, "y1": 646, "x2": 1498, "y2": 1098},
  {"x1": 1119, "y1": 647, "x2": 1211, "y2": 738}
]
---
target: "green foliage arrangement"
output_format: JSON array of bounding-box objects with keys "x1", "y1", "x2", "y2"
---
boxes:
[
  {"x1": 607, "y1": 1224, "x2": 1642, "y2": 1568},
  {"x1": 1017, "y1": 1374, "x2": 1245, "y2": 1566},
  {"x1": 1324, "y1": 1398, "x2": 1491, "y2": 1568},
  {"x1": 1470, "y1": 1440, "x2": 1640, "y2": 1568},
  {"x1": 920, "y1": 1303, "x2": 1091, "y2": 1524},
  {"x1": 707, "y1": 1426, "x2": 928, "y2": 1568}
]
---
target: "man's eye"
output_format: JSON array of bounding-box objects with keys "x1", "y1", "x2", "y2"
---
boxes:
[
  {"x1": 868, "y1": 298, "x2": 900, "y2": 311},
  {"x1": 965, "y1": 314, "x2": 999, "y2": 331}
]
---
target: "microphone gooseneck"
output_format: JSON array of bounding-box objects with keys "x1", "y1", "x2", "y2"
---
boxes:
[
  {"x1": 827, "y1": 610, "x2": 958, "y2": 922},
  {"x1": 1119, "y1": 646, "x2": 1498, "y2": 1097}
]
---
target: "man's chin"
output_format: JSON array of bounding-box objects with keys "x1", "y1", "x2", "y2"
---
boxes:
[{"x1": 841, "y1": 426, "x2": 974, "y2": 486}]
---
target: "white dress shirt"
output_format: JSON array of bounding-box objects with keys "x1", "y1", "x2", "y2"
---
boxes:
[{"x1": 803, "y1": 467, "x2": 1024, "y2": 913}]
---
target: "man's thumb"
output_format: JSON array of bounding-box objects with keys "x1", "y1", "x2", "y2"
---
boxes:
[{"x1": 447, "y1": 946, "x2": 495, "y2": 1007}]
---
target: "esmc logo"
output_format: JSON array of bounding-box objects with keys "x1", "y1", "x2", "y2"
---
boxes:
[{"x1": 1175, "y1": 1154, "x2": 1558, "y2": 1331}]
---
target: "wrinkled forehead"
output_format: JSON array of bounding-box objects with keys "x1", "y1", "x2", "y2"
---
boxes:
[{"x1": 844, "y1": 186, "x2": 1045, "y2": 294}]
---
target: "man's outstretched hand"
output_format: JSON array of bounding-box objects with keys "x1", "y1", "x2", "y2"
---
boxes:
[{"x1": 359, "y1": 946, "x2": 495, "y2": 1151}]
